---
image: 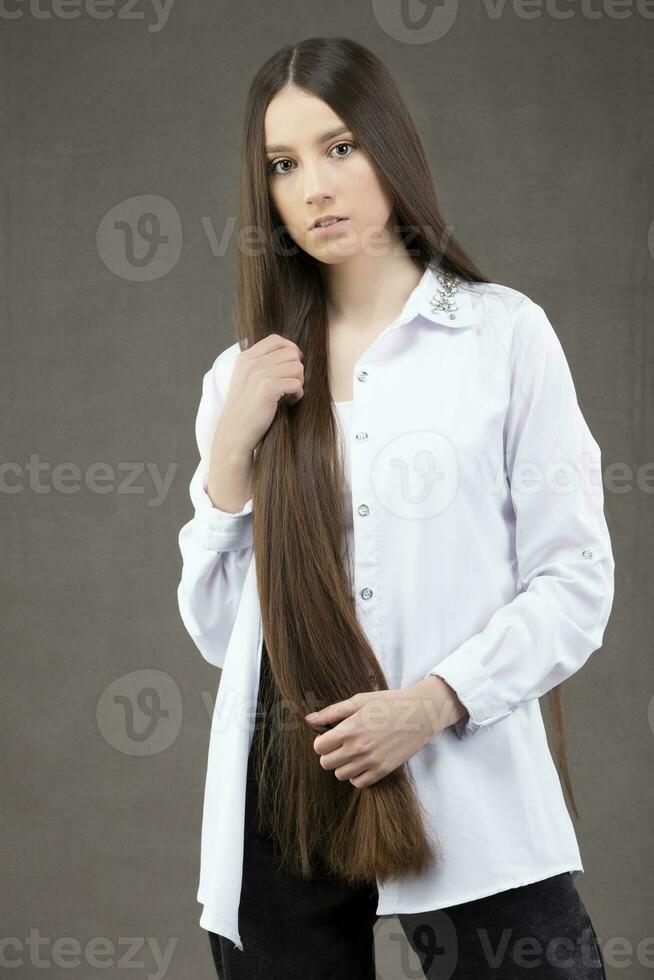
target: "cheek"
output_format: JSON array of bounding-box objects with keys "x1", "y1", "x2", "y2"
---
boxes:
[
  {"x1": 348, "y1": 160, "x2": 393, "y2": 226},
  {"x1": 269, "y1": 183, "x2": 304, "y2": 236}
]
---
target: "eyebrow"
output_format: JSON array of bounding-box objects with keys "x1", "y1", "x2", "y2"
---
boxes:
[{"x1": 264, "y1": 126, "x2": 351, "y2": 154}]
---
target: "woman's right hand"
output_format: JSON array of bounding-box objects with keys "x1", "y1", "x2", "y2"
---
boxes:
[{"x1": 214, "y1": 334, "x2": 305, "y2": 454}]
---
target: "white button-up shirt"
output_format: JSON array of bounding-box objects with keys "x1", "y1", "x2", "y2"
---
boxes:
[{"x1": 177, "y1": 262, "x2": 614, "y2": 952}]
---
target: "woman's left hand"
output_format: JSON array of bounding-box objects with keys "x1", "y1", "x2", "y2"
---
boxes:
[{"x1": 304, "y1": 677, "x2": 464, "y2": 788}]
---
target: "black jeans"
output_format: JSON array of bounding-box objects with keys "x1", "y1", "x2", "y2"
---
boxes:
[
  {"x1": 208, "y1": 644, "x2": 606, "y2": 979},
  {"x1": 396, "y1": 872, "x2": 606, "y2": 979}
]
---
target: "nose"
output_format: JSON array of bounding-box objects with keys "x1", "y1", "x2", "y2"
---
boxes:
[
  {"x1": 305, "y1": 193, "x2": 333, "y2": 218},
  {"x1": 303, "y1": 159, "x2": 335, "y2": 209}
]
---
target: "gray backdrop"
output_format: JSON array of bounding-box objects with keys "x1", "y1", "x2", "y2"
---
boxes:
[{"x1": 2, "y1": 2, "x2": 652, "y2": 978}]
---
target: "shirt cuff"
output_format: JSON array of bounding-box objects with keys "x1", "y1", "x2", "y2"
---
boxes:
[
  {"x1": 193, "y1": 485, "x2": 254, "y2": 552},
  {"x1": 426, "y1": 646, "x2": 513, "y2": 740}
]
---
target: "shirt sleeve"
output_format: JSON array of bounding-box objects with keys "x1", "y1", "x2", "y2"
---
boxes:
[
  {"x1": 427, "y1": 298, "x2": 615, "y2": 739},
  {"x1": 176, "y1": 352, "x2": 254, "y2": 669}
]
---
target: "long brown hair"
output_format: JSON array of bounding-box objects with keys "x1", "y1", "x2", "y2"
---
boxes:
[{"x1": 231, "y1": 36, "x2": 578, "y2": 888}]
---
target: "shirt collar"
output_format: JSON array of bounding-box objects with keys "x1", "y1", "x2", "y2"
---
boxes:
[{"x1": 396, "y1": 260, "x2": 481, "y2": 330}]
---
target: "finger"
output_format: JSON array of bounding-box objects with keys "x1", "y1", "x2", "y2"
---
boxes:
[
  {"x1": 249, "y1": 335, "x2": 303, "y2": 361},
  {"x1": 268, "y1": 348, "x2": 305, "y2": 369},
  {"x1": 334, "y1": 756, "x2": 370, "y2": 781},
  {"x1": 350, "y1": 769, "x2": 381, "y2": 789},
  {"x1": 313, "y1": 726, "x2": 345, "y2": 754},
  {"x1": 305, "y1": 698, "x2": 355, "y2": 726}
]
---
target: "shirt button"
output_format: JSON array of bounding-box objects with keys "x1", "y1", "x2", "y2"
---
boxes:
[
  {"x1": 581, "y1": 549, "x2": 593, "y2": 559},
  {"x1": 357, "y1": 370, "x2": 368, "y2": 382},
  {"x1": 357, "y1": 504, "x2": 370, "y2": 516},
  {"x1": 360, "y1": 587, "x2": 373, "y2": 599},
  {"x1": 355, "y1": 431, "x2": 368, "y2": 441}
]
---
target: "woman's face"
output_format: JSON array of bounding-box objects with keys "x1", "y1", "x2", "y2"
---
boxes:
[{"x1": 264, "y1": 84, "x2": 394, "y2": 265}]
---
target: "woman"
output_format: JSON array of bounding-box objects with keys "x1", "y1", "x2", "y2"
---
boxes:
[{"x1": 177, "y1": 36, "x2": 613, "y2": 979}]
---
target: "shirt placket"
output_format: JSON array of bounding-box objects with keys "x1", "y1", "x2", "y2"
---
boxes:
[
  {"x1": 349, "y1": 359, "x2": 388, "y2": 682},
  {"x1": 346, "y1": 308, "x2": 423, "y2": 686}
]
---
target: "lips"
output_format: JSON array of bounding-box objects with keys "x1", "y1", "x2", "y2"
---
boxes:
[{"x1": 310, "y1": 215, "x2": 347, "y2": 230}]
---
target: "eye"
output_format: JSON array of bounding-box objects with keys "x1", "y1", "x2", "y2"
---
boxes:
[
  {"x1": 330, "y1": 140, "x2": 356, "y2": 159},
  {"x1": 267, "y1": 158, "x2": 294, "y2": 176},
  {"x1": 266, "y1": 140, "x2": 357, "y2": 176}
]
